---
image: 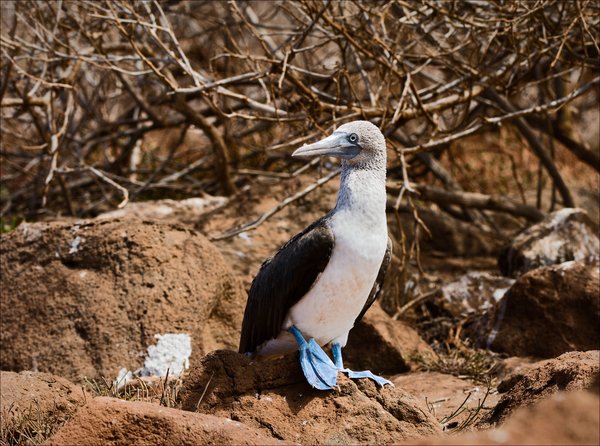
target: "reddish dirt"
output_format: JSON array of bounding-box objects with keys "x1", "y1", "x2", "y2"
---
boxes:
[
  {"x1": 409, "y1": 391, "x2": 600, "y2": 445},
  {"x1": 0, "y1": 217, "x2": 246, "y2": 381},
  {"x1": 45, "y1": 397, "x2": 289, "y2": 446},
  {"x1": 492, "y1": 356, "x2": 543, "y2": 391},
  {"x1": 392, "y1": 372, "x2": 500, "y2": 428}
]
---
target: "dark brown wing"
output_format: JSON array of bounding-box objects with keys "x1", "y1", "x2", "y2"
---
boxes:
[
  {"x1": 354, "y1": 237, "x2": 392, "y2": 324},
  {"x1": 238, "y1": 216, "x2": 335, "y2": 354}
]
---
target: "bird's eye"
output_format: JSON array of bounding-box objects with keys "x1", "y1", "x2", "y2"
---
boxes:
[{"x1": 347, "y1": 133, "x2": 358, "y2": 143}]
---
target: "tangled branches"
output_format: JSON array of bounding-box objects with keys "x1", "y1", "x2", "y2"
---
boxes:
[{"x1": 1, "y1": 0, "x2": 598, "y2": 224}]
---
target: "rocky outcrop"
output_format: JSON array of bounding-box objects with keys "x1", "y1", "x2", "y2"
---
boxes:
[
  {"x1": 487, "y1": 350, "x2": 599, "y2": 424},
  {"x1": 499, "y1": 208, "x2": 599, "y2": 277},
  {"x1": 0, "y1": 217, "x2": 246, "y2": 380},
  {"x1": 45, "y1": 397, "x2": 288, "y2": 446},
  {"x1": 178, "y1": 350, "x2": 441, "y2": 445},
  {"x1": 472, "y1": 261, "x2": 599, "y2": 357},
  {"x1": 1, "y1": 371, "x2": 87, "y2": 445}
]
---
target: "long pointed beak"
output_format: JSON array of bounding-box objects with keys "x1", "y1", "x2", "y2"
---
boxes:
[{"x1": 292, "y1": 133, "x2": 361, "y2": 160}]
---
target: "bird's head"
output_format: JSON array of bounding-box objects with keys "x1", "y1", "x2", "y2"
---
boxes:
[{"x1": 292, "y1": 120, "x2": 386, "y2": 168}]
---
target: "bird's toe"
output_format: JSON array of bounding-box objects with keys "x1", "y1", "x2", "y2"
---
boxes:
[{"x1": 340, "y1": 368, "x2": 394, "y2": 387}]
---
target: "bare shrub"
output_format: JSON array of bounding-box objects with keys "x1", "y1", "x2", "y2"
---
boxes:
[{"x1": 1, "y1": 0, "x2": 598, "y2": 227}]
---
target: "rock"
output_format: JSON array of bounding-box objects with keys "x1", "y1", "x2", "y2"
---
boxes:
[
  {"x1": 178, "y1": 350, "x2": 441, "y2": 444},
  {"x1": 0, "y1": 217, "x2": 246, "y2": 381},
  {"x1": 408, "y1": 391, "x2": 599, "y2": 445},
  {"x1": 499, "y1": 208, "x2": 599, "y2": 277},
  {"x1": 97, "y1": 196, "x2": 228, "y2": 226},
  {"x1": 45, "y1": 397, "x2": 288, "y2": 446},
  {"x1": 487, "y1": 350, "x2": 599, "y2": 424},
  {"x1": 473, "y1": 261, "x2": 599, "y2": 357},
  {"x1": 437, "y1": 272, "x2": 514, "y2": 318},
  {"x1": 492, "y1": 356, "x2": 541, "y2": 392},
  {"x1": 392, "y1": 372, "x2": 500, "y2": 429},
  {"x1": 1, "y1": 371, "x2": 86, "y2": 445},
  {"x1": 344, "y1": 302, "x2": 435, "y2": 374}
]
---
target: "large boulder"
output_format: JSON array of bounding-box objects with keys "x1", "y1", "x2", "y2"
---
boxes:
[
  {"x1": 0, "y1": 217, "x2": 246, "y2": 381},
  {"x1": 471, "y1": 261, "x2": 599, "y2": 357},
  {"x1": 1, "y1": 371, "x2": 86, "y2": 445},
  {"x1": 178, "y1": 350, "x2": 441, "y2": 445},
  {"x1": 499, "y1": 208, "x2": 599, "y2": 277},
  {"x1": 486, "y1": 350, "x2": 599, "y2": 424},
  {"x1": 45, "y1": 397, "x2": 288, "y2": 446}
]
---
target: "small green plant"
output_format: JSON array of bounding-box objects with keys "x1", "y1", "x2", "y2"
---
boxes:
[{"x1": 0, "y1": 216, "x2": 22, "y2": 234}]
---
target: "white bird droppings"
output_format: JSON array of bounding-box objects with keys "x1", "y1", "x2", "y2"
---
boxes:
[
  {"x1": 114, "y1": 333, "x2": 192, "y2": 389},
  {"x1": 137, "y1": 333, "x2": 192, "y2": 377},
  {"x1": 69, "y1": 236, "x2": 82, "y2": 254}
]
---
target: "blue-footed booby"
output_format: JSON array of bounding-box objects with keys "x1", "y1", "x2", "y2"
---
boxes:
[{"x1": 239, "y1": 120, "x2": 392, "y2": 390}]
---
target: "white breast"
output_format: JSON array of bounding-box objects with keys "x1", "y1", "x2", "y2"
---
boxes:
[{"x1": 285, "y1": 205, "x2": 388, "y2": 347}]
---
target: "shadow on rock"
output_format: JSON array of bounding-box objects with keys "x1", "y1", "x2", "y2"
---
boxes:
[{"x1": 344, "y1": 302, "x2": 435, "y2": 374}]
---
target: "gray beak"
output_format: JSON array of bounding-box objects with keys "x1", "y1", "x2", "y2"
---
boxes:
[{"x1": 292, "y1": 132, "x2": 361, "y2": 160}]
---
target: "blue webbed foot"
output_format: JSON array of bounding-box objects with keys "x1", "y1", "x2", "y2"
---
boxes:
[
  {"x1": 331, "y1": 343, "x2": 394, "y2": 388},
  {"x1": 289, "y1": 326, "x2": 338, "y2": 390},
  {"x1": 342, "y1": 369, "x2": 394, "y2": 387}
]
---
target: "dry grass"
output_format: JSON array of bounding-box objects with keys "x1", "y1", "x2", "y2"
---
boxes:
[
  {"x1": 411, "y1": 345, "x2": 498, "y2": 384},
  {"x1": 1, "y1": 401, "x2": 71, "y2": 446},
  {"x1": 82, "y1": 371, "x2": 184, "y2": 408},
  {"x1": 425, "y1": 379, "x2": 495, "y2": 432}
]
